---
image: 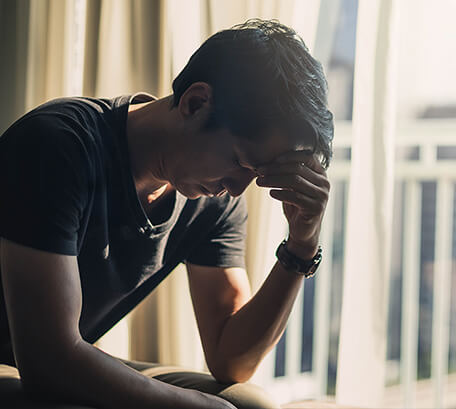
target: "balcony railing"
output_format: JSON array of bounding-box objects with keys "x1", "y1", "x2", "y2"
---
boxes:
[{"x1": 252, "y1": 119, "x2": 456, "y2": 408}]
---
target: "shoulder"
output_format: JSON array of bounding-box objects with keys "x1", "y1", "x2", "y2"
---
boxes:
[
  {"x1": 1, "y1": 96, "x2": 120, "y2": 141},
  {"x1": 0, "y1": 96, "x2": 122, "y2": 167}
]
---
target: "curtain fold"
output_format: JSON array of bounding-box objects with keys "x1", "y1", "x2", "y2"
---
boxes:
[
  {"x1": 0, "y1": 0, "x2": 30, "y2": 134},
  {"x1": 335, "y1": 0, "x2": 399, "y2": 407},
  {"x1": 87, "y1": 0, "x2": 161, "y2": 98},
  {"x1": 0, "y1": 0, "x2": 84, "y2": 133}
]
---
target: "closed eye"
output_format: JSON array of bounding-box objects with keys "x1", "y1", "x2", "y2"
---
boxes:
[
  {"x1": 233, "y1": 157, "x2": 242, "y2": 168},
  {"x1": 236, "y1": 159, "x2": 262, "y2": 177}
]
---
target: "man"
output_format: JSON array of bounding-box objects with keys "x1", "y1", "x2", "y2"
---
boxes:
[{"x1": 0, "y1": 19, "x2": 333, "y2": 409}]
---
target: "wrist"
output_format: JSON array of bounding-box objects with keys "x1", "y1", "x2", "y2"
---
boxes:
[
  {"x1": 285, "y1": 238, "x2": 319, "y2": 260},
  {"x1": 276, "y1": 239, "x2": 323, "y2": 278}
]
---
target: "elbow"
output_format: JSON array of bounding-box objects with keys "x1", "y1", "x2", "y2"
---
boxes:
[
  {"x1": 19, "y1": 360, "x2": 77, "y2": 402},
  {"x1": 19, "y1": 366, "x2": 56, "y2": 399},
  {"x1": 208, "y1": 358, "x2": 257, "y2": 384},
  {"x1": 16, "y1": 339, "x2": 83, "y2": 399}
]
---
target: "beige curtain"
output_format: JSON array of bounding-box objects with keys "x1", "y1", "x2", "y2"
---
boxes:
[
  {"x1": 0, "y1": 0, "x2": 30, "y2": 134},
  {"x1": 0, "y1": 0, "x2": 86, "y2": 133},
  {"x1": 86, "y1": 0, "x2": 162, "y2": 98},
  {"x1": 335, "y1": 0, "x2": 400, "y2": 407}
]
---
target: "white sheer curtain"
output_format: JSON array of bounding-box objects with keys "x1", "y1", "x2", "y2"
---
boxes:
[{"x1": 335, "y1": 0, "x2": 399, "y2": 407}]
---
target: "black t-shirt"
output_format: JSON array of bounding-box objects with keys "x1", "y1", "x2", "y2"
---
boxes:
[{"x1": 0, "y1": 94, "x2": 247, "y2": 365}]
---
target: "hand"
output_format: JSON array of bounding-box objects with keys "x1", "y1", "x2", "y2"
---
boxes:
[{"x1": 256, "y1": 150, "x2": 330, "y2": 259}]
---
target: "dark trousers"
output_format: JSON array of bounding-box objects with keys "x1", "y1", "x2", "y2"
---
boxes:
[{"x1": 0, "y1": 359, "x2": 279, "y2": 409}]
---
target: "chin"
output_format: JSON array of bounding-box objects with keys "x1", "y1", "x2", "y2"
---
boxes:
[
  {"x1": 173, "y1": 183, "x2": 203, "y2": 200},
  {"x1": 186, "y1": 193, "x2": 203, "y2": 200}
]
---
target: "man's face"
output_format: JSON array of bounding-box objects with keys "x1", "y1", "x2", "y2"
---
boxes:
[{"x1": 167, "y1": 127, "x2": 310, "y2": 199}]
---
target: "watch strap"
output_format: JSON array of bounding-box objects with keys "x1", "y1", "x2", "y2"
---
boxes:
[{"x1": 276, "y1": 240, "x2": 322, "y2": 278}]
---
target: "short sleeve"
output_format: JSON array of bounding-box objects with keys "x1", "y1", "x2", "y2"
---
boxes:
[
  {"x1": 0, "y1": 115, "x2": 91, "y2": 255},
  {"x1": 186, "y1": 196, "x2": 248, "y2": 268}
]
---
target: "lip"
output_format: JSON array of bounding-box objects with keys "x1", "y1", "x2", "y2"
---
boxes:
[{"x1": 200, "y1": 186, "x2": 227, "y2": 197}]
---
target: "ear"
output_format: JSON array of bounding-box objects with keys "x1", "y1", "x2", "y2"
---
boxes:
[{"x1": 178, "y1": 82, "x2": 213, "y2": 120}]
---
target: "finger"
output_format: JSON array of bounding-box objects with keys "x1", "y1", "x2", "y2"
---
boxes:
[
  {"x1": 269, "y1": 189, "x2": 325, "y2": 215},
  {"x1": 273, "y1": 150, "x2": 326, "y2": 174},
  {"x1": 257, "y1": 162, "x2": 329, "y2": 190},
  {"x1": 256, "y1": 174, "x2": 329, "y2": 202}
]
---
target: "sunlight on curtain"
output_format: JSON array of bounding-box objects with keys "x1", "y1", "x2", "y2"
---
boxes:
[
  {"x1": 26, "y1": 0, "x2": 87, "y2": 106},
  {"x1": 0, "y1": 0, "x2": 87, "y2": 132},
  {"x1": 335, "y1": 0, "x2": 399, "y2": 407}
]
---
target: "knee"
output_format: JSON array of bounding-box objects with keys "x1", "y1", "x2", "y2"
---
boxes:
[{"x1": 218, "y1": 381, "x2": 279, "y2": 409}]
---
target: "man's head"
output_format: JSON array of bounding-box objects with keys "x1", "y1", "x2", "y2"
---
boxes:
[{"x1": 172, "y1": 19, "x2": 334, "y2": 169}]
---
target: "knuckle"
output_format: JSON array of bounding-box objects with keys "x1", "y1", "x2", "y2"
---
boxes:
[
  {"x1": 315, "y1": 187, "x2": 328, "y2": 202},
  {"x1": 313, "y1": 200, "x2": 325, "y2": 213},
  {"x1": 322, "y1": 189, "x2": 329, "y2": 202},
  {"x1": 293, "y1": 174, "x2": 302, "y2": 184},
  {"x1": 324, "y1": 179, "x2": 331, "y2": 191},
  {"x1": 318, "y1": 175, "x2": 330, "y2": 190}
]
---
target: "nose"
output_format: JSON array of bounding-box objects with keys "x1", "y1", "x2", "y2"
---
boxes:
[{"x1": 222, "y1": 168, "x2": 257, "y2": 197}]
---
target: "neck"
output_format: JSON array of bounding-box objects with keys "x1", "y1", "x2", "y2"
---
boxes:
[{"x1": 126, "y1": 95, "x2": 176, "y2": 200}]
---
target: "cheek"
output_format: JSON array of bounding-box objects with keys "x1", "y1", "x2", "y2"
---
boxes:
[{"x1": 198, "y1": 158, "x2": 234, "y2": 180}]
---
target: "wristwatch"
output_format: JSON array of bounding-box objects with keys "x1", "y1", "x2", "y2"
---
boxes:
[{"x1": 276, "y1": 240, "x2": 322, "y2": 278}]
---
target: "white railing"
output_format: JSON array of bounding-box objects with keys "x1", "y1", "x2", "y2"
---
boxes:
[{"x1": 254, "y1": 119, "x2": 456, "y2": 408}]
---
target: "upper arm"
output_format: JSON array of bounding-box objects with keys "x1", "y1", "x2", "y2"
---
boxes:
[
  {"x1": 186, "y1": 263, "x2": 251, "y2": 366},
  {"x1": 0, "y1": 116, "x2": 90, "y2": 255},
  {"x1": 0, "y1": 238, "x2": 83, "y2": 382}
]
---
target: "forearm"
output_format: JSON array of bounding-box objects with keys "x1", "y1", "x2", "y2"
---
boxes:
[
  {"x1": 213, "y1": 260, "x2": 304, "y2": 382},
  {"x1": 24, "y1": 339, "x2": 233, "y2": 409}
]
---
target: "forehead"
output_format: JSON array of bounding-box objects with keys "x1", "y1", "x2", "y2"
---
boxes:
[{"x1": 234, "y1": 129, "x2": 313, "y2": 168}]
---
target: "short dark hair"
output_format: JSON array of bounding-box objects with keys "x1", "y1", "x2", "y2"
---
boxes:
[{"x1": 172, "y1": 19, "x2": 334, "y2": 168}]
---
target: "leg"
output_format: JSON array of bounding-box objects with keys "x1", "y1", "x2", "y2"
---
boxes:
[
  {"x1": 122, "y1": 358, "x2": 279, "y2": 409},
  {"x1": 1, "y1": 359, "x2": 279, "y2": 409}
]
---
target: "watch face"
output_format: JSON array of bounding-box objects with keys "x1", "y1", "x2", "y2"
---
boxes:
[
  {"x1": 305, "y1": 264, "x2": 319, "y2": 278},
  {"x1": 305, "y1": 255, "x2": 322, "y2": 278}
]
